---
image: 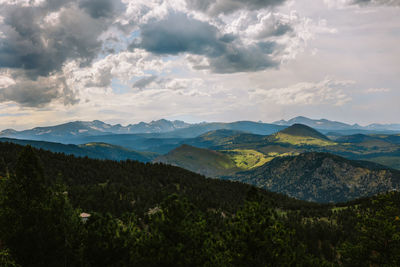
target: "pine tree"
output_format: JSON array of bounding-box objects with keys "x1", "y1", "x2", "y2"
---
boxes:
[{"x1": 0, "y1": 146, "x2": 81, "y2": 266}]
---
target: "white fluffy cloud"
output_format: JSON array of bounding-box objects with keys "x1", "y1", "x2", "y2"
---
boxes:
[{"x1": 250, "y1": 78, "x2": 353, "y2": 106}]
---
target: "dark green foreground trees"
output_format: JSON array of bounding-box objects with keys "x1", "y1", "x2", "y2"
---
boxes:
[
  {"x1": 0, "y1": 145, "x2": 400, "y2": 266},
  {"x1": 0, "y1": 146, "x2": 81, "y2": 266}
]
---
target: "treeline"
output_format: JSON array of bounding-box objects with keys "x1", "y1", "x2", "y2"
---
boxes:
[
  {"x1": 0, "y1": 144, "x2": 399, "y2": 266},
  {"x1": 0, "y1": 142, "x2": 319, "y2": 216}
]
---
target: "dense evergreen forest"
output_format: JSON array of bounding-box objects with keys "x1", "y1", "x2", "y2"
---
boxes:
[{"x1": 0, "y1": 142, "x2": 399, "y2": 266}]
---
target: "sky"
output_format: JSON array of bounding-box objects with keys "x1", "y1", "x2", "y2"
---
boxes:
[{"x1": 0, "y1": 0, "x2": 399, "y2": 130}]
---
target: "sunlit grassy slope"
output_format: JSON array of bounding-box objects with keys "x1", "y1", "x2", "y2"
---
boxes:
[
  {"x1": 271, "y1": 132, "x2": 337, "y2": 146},
  {"x1": 222, "y1": 149, "x2": 272, "y2": 170},
  {"x1": 222, "y1": 149, "x2": 299, "y2": 170},
  {"x1": 154, "y1": 144, "x2": 240, "y2": 177}
]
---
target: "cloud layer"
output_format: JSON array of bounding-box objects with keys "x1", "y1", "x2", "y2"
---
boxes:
[
  {"x1": 250, "y1": 78, "x2": 353, "y2": 106},
  {"x1": 185, "y1": 0, "x2": 286, "y2": 15},
  {"x1": 0, "y1": 0, "x2": 398, "y2": 128}
]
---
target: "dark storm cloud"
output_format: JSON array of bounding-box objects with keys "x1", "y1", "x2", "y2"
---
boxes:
[
  {"x1": 136, "y1": 13, "x2": 281, "y2": 73},
  {"x1": 0, "y1": 0, "x2": 124, "y2": 107},
  {"x1": 136, "y1": 13, "x2": 225, "y2": 56},
  {"x1": 186, "y1": 0, "x2": 286, "y2": 15},
  {"x1": 0, "y1": 1, "x2": 118, "y2": 77},
  {"x1": 79, "y1": 0, "x2": 124, "y2": 19},
  {"x1": 132, "y1": 76, "x2": 158, "y2": 89},
  {"x1": 209, "y1": 43, "x2": 279, "y2": 73}
]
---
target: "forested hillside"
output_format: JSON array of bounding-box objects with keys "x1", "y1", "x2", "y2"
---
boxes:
[
  {"x1": 0, "y1": 143, "x2": 399, "y2": 266},
  {"x1": 0, "y1": 138, "x2": 157, "y2": 162},
  {"x1": 0, "y1": 142, "x2": 311, "y2": 216},
  {"x1": 230, "y1": 152, "x2": 400, "y2": 203}
]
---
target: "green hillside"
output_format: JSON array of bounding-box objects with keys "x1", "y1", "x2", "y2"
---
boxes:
[
  {"x1": 229, "y1": 152, "x2": 400, "y2": 203},
  {"x1": 154, "y1": 144, "x2": 240, "y2": 177},
  {"x1": 182, "y1": 126, "x2": 400, "y2": 170},
  {"x1": 155, "y1": 145, "x2": 282, "y2": 176},
  {"x1": 184, "y1": 129, "x2": 266, "y2": 149},
  {"x1": 0, "y1": 138, "x2": 157, "y2": 162},
  {"x1": 268, "y1": 124, "x2": 336, "y2": 146}
]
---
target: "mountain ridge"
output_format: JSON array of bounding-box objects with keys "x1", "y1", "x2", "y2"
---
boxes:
[
  {"x1": 0, "y1": 137, "x2": 157, "y2": 162},
  {"x1": 2, "y1": 117, "x2": 399, "y2": 144},
  {"x1": 278, "y1": 124, "x2": 330, "y2": 140},
  {"x1": 274, "y1": 116, "x2": 400, "y2": 131},
  {"x1": 228, "y1": 152, "x2": 400, "y2": 203}
]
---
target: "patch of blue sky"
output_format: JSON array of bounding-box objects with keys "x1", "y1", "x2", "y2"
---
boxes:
[
  {"x1": 162, "y1": 55, "x2": 180, "y2": 62},
  {"x1": 129, "y1": 71, "x2": 158, "y2": 84},
  {"x1": 144, "y1": 70, "x2": 159, "y2": 75},
  {"x1": 128, "y1": 30, "x2": 140, "y2": 42},
  {"x1": 111, "y1": 78, "x2": 130, "y2": 94}
]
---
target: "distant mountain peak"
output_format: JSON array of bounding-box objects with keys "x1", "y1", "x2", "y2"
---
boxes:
[
  {"x1": 92, "y1": 120, "x2": 105, "y2": 124},
  {"x1": 292, "y1": 116, "x2": 309, "y2": 120},
  {"x1": 0, "y1": 129, "x2": 17, "y2": 135},
  {"x1": 273, "y1": 116, "x2": 354, "y2": 130},
  {"x1": 279, "y1": 124, "x2": 330, "y2": 140}
]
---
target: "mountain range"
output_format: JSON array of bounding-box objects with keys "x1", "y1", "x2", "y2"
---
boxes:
[
  {"x1": 2, "y1": 116, "x2": 399, "y2": 145},
  {"x1": 274, "y1": 116, "x2": 400, "y2": 132},
  {"x1": 0, "y1": 119, "x2": 191, "y2": 143}
]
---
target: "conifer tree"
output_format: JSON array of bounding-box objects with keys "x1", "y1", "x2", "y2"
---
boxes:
[{"x1": 0, "y1": 146, "x2": 80, "y2": 266}]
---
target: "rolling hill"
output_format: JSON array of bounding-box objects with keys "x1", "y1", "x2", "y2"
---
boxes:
[
  {"x1": 154, "y1": 144, "x2": 240, "y2": 177},
  {"x1": 183, "y1": 129, "x2": 266, "y2": 149},
  {"x1": 0, "y1": 142, "x2": 312, "y2": 216},
  {"x1": 154, "y1": 124, "x2": 400, "y2": 179},
  {"x1": 336, "y1": 134, "x2": 383, "y2": 143},
  {"x1": 0, "y1": 138, "x2": 157, "y2": 162},
  {"x1": 182, "y1": 125, "x2": 400, "y2": 171},
  {"x1": 228, "y1": 152, "x2": 400, "y2": 203},
  {"x1": 267, "y1": 124, "x2": 335, "y2": 146}
]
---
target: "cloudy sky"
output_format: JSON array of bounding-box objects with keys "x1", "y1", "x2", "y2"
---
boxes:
[{"x1": 0, "y1": 0, "x2": 399, "y2": 130}]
